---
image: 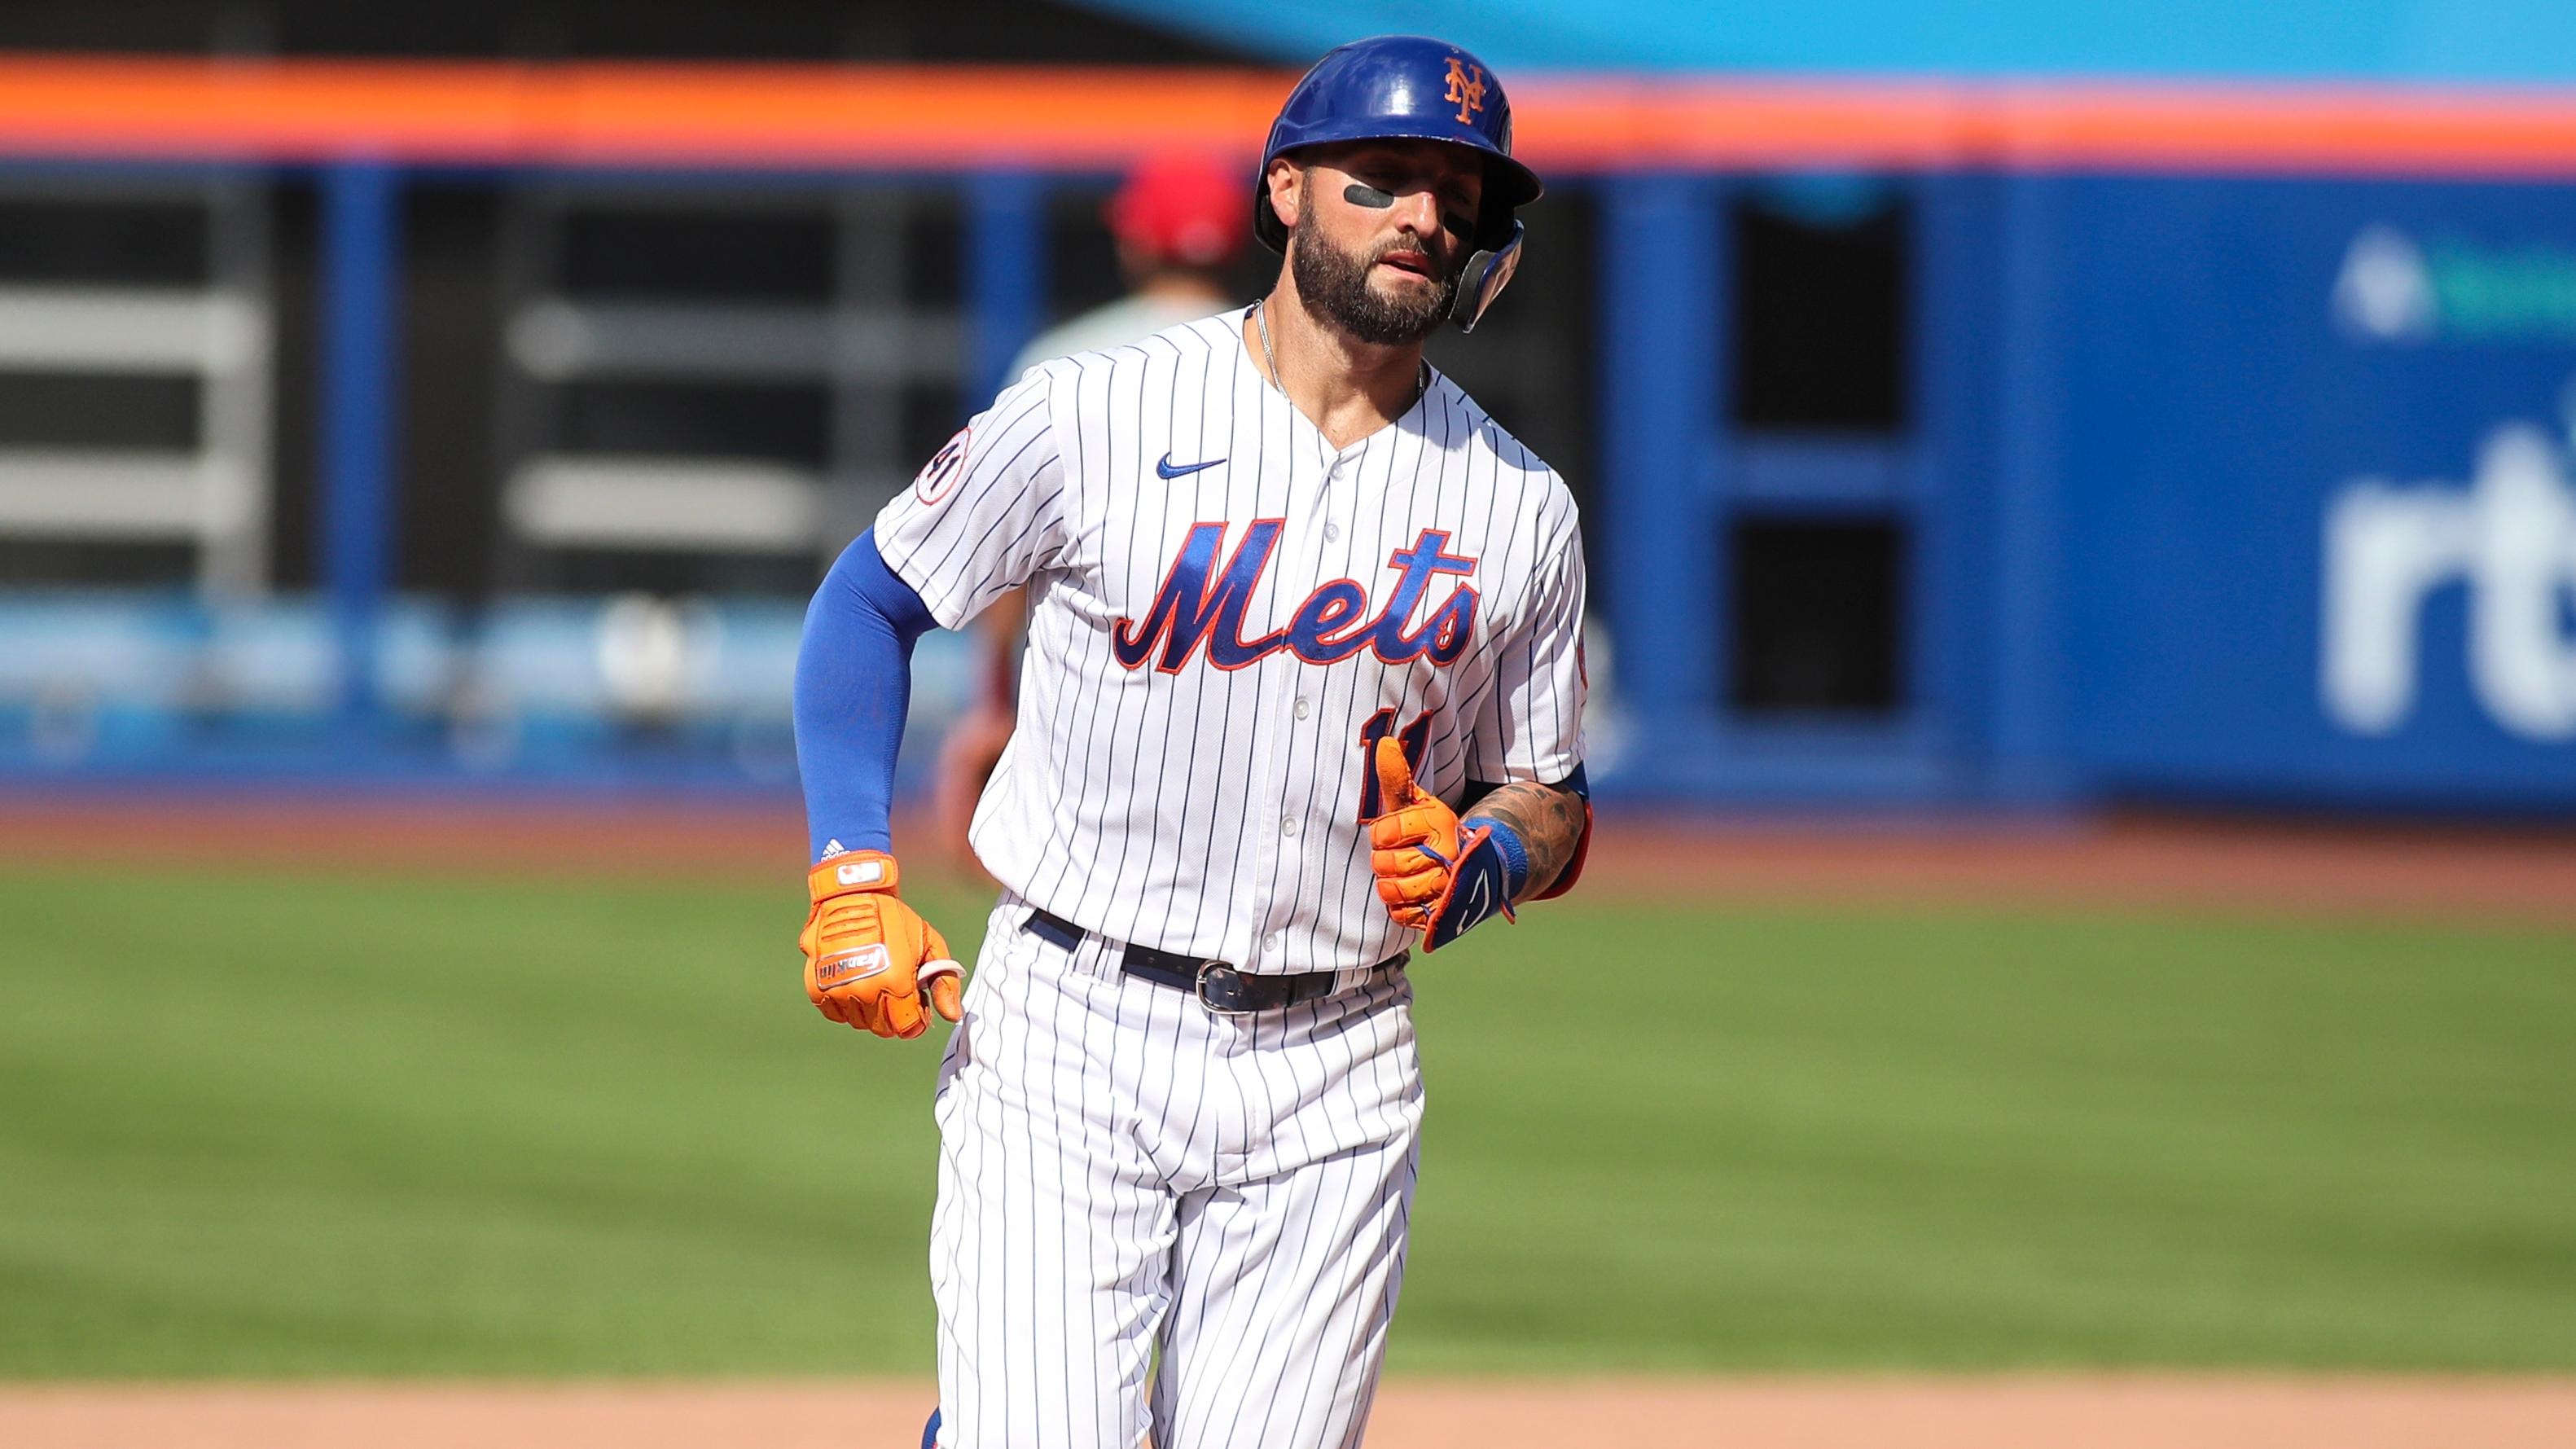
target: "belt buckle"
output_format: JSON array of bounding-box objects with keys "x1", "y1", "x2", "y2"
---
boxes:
[{"x1": 1195, "y1": 962, "x2": 1255, "y2": 1016}]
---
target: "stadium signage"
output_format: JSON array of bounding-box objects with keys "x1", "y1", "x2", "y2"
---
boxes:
[
  {"x1": 2323, "y1": 419, "x2": 2576, "y2": 740},
  {"x1": 2335, "y1": 226, "x2": 2576, "y2": 345}
]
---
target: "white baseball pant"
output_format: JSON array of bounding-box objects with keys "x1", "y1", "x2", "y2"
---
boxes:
[{"x1": 928, "y1": 891, "x2": 1424, "y2": 1448}]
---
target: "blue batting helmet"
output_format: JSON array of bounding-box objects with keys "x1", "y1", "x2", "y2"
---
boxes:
[{"x1": 1253, "y1": 35, "x2": 1543, "y2": 332}]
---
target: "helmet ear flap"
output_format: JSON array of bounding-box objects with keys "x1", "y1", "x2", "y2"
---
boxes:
[
  {"x1": 1447, "y1": 220, "x2": 1523, "y2": 334},
  {"x1": 1472, "y1": 160, "x2": 1518, "y2": 252}
]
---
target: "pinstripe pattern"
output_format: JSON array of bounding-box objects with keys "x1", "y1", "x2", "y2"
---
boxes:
[
  {"x1": 882, "y1": 309, "x2": 1582, "y2": 1447},
  {"x1": 871, "y1": 311, "x2": 1586, "y2": 974},
  {"x1": 933, "y1": 893, "x2": 1420, "y2": 1449}
]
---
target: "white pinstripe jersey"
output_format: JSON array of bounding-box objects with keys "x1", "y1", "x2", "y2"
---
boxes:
[{"x1": 874, "y1": 309, "x2": 1585, "y2": 974}]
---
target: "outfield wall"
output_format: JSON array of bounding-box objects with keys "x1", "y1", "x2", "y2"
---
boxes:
[
  {"x1": 1605, "y1": 166, "x2": 2576, "y2": 810},
  {"x1": 2, "y1": 59, "x2": 2574, "y2": 811}
]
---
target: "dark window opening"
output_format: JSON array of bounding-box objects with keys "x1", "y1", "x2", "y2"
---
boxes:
[
  {"x1": 899, "y1": 200, "x2": 967, "y2": 309},
  {"x1": 0, "y1": 374, "x2": 200, "y2": 450},
  {"x1": 1729, "y1": 186, "x2": 1907, "y2": 433},
  {"x1": 561, "y1": 206, "x2": 836, "y2": 302},
  {"x1": 0, "y1": 540, "x2": 197, "y2": 588},
  {"x1": 1044, "y1": 185, "x2": 1125, "y2": 323},
  {"x1": 900, "y1": 382, "x2": 968, "y2": 468},
  {"x1": 0, "y1": 197, "x2": 208, "y2": 285},
  {"x1": 397, "y1": 184, "x2": 505, "y2": 596},
  {"x1": 555, "y1": 380, "x2": 829, "y2": 467},
  {"x1": 1729, "y1": 519, "x2": 1905, "y2": 714}
]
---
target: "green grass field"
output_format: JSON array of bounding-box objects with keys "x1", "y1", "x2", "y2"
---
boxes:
[{"x1": 2, "y1": 863, "x2": 2570, "y2": 1377}]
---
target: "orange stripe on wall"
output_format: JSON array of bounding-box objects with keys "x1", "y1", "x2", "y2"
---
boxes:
[
  {"x1": 1981, "y1": 86, "x2": 2576, "y2": 175},
  {"x1": 542, "y1": 66, "x2": 1291, "y2": 166},
  {"x1": 2, "y1": 55, "x2": 2576, "y2": 176},
  {"x1": 1519, "y1": 80, "x2": 1979, "y2": 170}
]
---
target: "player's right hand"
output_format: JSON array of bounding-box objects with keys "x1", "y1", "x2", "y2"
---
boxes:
[
  {"x1": 800, "y1": 851, "x2": 964, "y2": 1039},
  {"x1": 932, "y1": 702, "x2": 1015, "y2": 876}
]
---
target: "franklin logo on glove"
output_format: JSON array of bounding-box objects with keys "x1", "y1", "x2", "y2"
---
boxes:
[{"x1": 815, "y1": 943, "x2": 893, "y2": 988}]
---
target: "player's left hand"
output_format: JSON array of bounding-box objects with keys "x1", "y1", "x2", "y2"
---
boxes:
[
  {"x1": 1368, "y1": 738, "x2": 1517, "y2": 952},
  {"x1": 800, "y1": 851, "x2": 965, "y2": 1038}
]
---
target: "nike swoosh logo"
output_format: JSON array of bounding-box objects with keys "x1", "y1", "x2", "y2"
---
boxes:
[{"x1": 1156, "y1": 452, "x2": 1226, "y2": 480}]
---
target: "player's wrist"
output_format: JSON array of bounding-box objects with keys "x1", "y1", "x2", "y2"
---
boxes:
[
  {"x1": 1461, "y1": 815, "x2": 1530, "y2": 899},
  {"x1": 808, "y1": 850, "x2": 901, "y2": 901}
]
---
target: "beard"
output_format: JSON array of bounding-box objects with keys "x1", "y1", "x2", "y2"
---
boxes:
[{"x1": 1291, "y1": 199, "x2": 1459, "y2": 345}]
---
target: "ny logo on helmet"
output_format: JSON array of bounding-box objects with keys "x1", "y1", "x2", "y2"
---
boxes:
[{"x1": 1443, "y1": 59, "x2": 1486, "y2": 124}]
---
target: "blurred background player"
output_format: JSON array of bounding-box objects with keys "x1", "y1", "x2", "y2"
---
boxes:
[
  {"x1": 932, "y1": 150, "x2": 1251, "y2": 872},
  {"x1": 1016, "y1": 150, "x2": 1250, "y2": 370}
]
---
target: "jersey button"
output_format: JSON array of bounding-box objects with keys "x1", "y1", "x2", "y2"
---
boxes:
[
  {"x1": 1293, "y1": 696, "x2": 1311, "y2": 719},
  {"x1": 1265, "y1": 932, "x2": 1281, "y2": 952},
  {"x1": 1323, "y1": 521, "x2": 1341, "y2": 542},
  {"x1": 1280, "y1": 816, "x2": 1299, "y2": 837}
]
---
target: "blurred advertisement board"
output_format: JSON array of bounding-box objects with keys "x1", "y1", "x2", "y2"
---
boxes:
[{"x1": 2052, "y1": 178, "x2": 2576, "y2": 807}]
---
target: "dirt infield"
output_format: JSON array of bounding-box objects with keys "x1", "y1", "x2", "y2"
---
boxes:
[
  {"x1": 6, "y1": 1377, "x2": 2574, "y2": 1448},
  {"x1": 7, "y1": 797, "x2": 2574, "y2": 925}
]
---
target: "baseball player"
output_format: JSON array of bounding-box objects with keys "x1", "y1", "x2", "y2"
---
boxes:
[{"x1": 792, "y1": 34, "x2": 1591, "y2": 1449}]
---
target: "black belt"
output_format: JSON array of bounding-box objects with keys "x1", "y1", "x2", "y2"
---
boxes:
[{"x1": 1022, "y1": 907, "x2": 1405, "y2": 1015}]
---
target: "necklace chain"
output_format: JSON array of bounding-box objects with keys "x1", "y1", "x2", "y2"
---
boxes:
[{"x1": 1253, "y1": 300, "x2": 1430, "y2": 414}]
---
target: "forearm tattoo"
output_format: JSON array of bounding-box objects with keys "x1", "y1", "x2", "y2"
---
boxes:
[{"x1": 1463, "y1": 779, "x2": 1587, "y2": 900}]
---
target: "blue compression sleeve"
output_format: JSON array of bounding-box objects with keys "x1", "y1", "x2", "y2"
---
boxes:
[{"x1": 793, "y1": 529, "x2": 938, "y2": 863}]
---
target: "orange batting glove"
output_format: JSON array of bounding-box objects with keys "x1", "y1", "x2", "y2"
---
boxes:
[
  {"x1": 1369, "y1": 737, "x2": 1461, "y2": 930},
  {"x1": 1368, "y1": 738, "x2": 1520, "y2": 951},
  {"x1": 799, "y1": 850, "x2": 965, "y2": 1039}
]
